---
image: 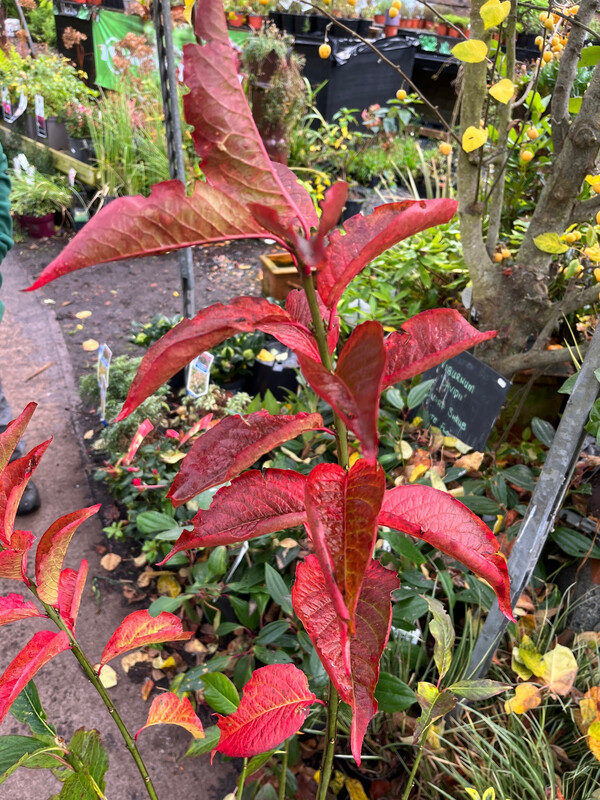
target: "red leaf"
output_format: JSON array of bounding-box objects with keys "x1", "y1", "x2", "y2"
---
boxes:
[
  {"x1": 305, "y1": 459, "x2": 385, "y2": 637},
  {"x1": 57, "y1": 560, "x2": 88, "y2": 632},
  {"x1": 0, "y1": 440, "x2": 51, "y2": 547},
  {"x1": 215, "y1": 664, "x2": 317, "y2": 758},
  {"x1": 168, "y1": 411, "x2": 323, "y2": 507},
  {"x1": 292, "y1": 556, "x2": 398, "y2": 765},
  {"x1": 115, "y1": 298, "x2": 319, "y2": 421},
  {"x1": 0, "y1": 403, "x2": 36, "y2": 473},
  {"x1": 0, "y1": 530, "x2": 34, "y2": 580},
  {"x1": 121, "y1": 419, "x2": 154, "y2": 466},
  {"x1": 316, "y1": 199, "x2": 458, "y2": 311},
  {"x1": 317, "y1": 182, "x2": 349, "y2": 238},
  {"x1": 0, "y1": 593, "x2": 43, "y2": 627},
  {"x1": 379, "y1": 485, "x2": 514, "y2": 621},
  {"x1": 35, "y1": 505, "x2": 100, "y2": 605},
  {"x1": 100, "y1": 610, "x2": 192, "y2": 665},
  {"x1": 135, "y1": 692, "x2": 205, "y2": 740},
  {"x1": 272, "y1": 162, "x2": 318, "y2": 231},
  {"x1": 298, "y1": 322, "x2": 386, "y2": 460},
  {"x1": 383, "y1": 309, "x2": 497, "y2": 388},
  {"x1": 160, "y1": 469, "x2": 307, "y2": 562},
  {"x1": 0, "y1": 630, "x2": 70, "y2": 725},
  {"x1": 285, "y1": 289, "x2": 339, "y2": 355}
]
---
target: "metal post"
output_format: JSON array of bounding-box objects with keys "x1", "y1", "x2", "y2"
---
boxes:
[
  {"x1": 153, "y1": 0, "x2": 195, "y2": 319},
  {"x1": 467, "y1": 324, "x2": 600, "y2": 679}
]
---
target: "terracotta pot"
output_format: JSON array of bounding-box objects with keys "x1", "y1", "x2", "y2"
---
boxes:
[
  {"x1": 435, "y1": 22, "x2": 448, "y2": 34},
  {"x1": 18, "y1": 212, "x2": 55, "y2": 238},
  {"x1": 248, "y1": 14, "x2": 263, "y2": 29},
  {"x1": 448, "y1": 26, "x2": 461, "y2": 37},
  {"x1": 374, "y1": 13, "x2": 385, "y2": 23},
  {"x1": 423, "y1": 19, "x2": 435, "y2": 29},
  {"x1": 384, "y1": 24, "x2": 398, "y2": 37},
  {"x1": 228, "y1": 12, "x2": 245, "y2": 27}
]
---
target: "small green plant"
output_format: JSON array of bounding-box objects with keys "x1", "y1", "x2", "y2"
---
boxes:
[
  {"x1": 130, "y1": 313, "x2": 183, "y2": 348},
  {"x1": 8, "y1": 156, "x2": 71, "y2": 218}
]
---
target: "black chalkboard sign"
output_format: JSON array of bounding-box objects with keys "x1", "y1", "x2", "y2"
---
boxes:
[{"x1": 424, "y1": 352, "x2": 511, "y2": 451}]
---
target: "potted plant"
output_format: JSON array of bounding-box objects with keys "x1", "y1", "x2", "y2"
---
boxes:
[
  {"x1": 224, "y1": 0, "x2": 246, "y2": 26},
  {"x1": 241, "y1": 23, "x2": 307, "y2": 164},
  {"x1": 246, "y1": 0, "x2": 270, "y2": 28},
  {"x1": 210, "y1": 330, "x2": 267, "y2": 391},
  {"x1": 370, "y1": 0, "x2": 386, "y2": 24},
  {"x1": 9, "y1": 154, "x2": 71, "y2": 237},
  {"x1": 64, "y1": 102, "x2": 95, "y2": 164}
]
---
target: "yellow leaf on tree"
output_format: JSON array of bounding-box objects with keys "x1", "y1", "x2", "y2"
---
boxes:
[
  {"x1": 480, "y1": 0, "x2": 511, "y2": 29},
  {"x1": 585, "y1": 174, "x2": 600, "y2": 186},
  {"x1": 452, "y1": 39, "x2": 488, "y2": 63},
  {"x1": 462, "y1": 126, "x2": 488, "y2": 153},
  {"x1": 504, "y1": 682, "x2": 542, "y2": 714},
  {"x1": 489, "y1": 78, "x2": 515, "y2": 104},
  {"x1": 184, "y1": 0, "x2": 195, "y2": 23},
  {"x1": 541, "y1": 644, "x2": 578, "y2": 695}
]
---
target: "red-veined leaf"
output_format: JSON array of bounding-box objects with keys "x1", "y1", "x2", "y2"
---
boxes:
[
  {"x1": 0, "y1": 593, "x2": 42, "y2": 627},
  {"x1": 383, "y1": 309, "x2": 497, "y2": 388},
  {"x1": 100, "y1": 611, "x2": 192, "y2": 665},
  {"x1": 214, "y1": 664, "x2": 317, "y2": 758},
  {"x1": 0, "y1": 403, "x2": 36, "y2": 472},
  {"x1": 57, "y1": 560, "x2": 89, "y2": 632},
  {"x1": 292, "y1": 555, "x2": 398, "y2": 765},
  {"x1": 135, "y1": 692, "x2": 205, "y2": 740},
  {"x1": 35, "y1": 505, "x2": 100, "y2": 605},
  {"x1": 316, "y1": 199, "x2": 458, "y2": 311},
  {"x1": 272, "y1": 162, "x2": 318, "y2": 230},
  {"x1": 160, "y1": 469, "x2": 306, "y2": 562},
  {"x1": 0, "y1": 530, "x2": 34, "y2": 580},
  {"x1": 317, "y1": 182, "x2": 349, "y2": 238},
  {"x1": 297, "y1": 321, "x2": 386, "y2": 460},
  {"x1": 168, "y1": 411, "x2": 323, "y2": 506},
  {"x1": 0, "y1": 630, "x2": 70, "y2": 725},
  {"x1": 379, "y1": 485, "x2": 514, "y2": 621},
  {"x1": 0, "y1": 440, "x2": 51, "y2": 547},
  {"x1": 305, "y1": 459, "x2": 385, "y2": 637},
  {"x1": 115, "y1": 298, "x2": 319, "y2": 421},
  {"x1": 285, "y1": 289, "x2": 339, "y2": 355},
  {"x1": 121, "y1": 419, "x2": 154, "y2": 466}
]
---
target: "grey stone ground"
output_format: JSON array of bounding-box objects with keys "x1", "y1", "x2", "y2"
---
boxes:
[{"x1": 0, "y1": 250, "x2": 237, "y2": 799}]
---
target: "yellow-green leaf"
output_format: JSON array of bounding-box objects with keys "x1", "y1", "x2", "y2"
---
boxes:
[
  {"x1": 517, "y1": 635, "x2": 546, "y2": 677},
  {"x1": 489, "y1": 78, "x2": 514, "y2": 104},
  {"x1": 541, "y1": 644, "x2": 578, "y2": 695},
  {"x1": 462, "y1": 126, "x2": 488, "y2": 153},
  {"x1": 504, "y1": 682, "x2": 541, "y2": 714},
  {"x1": 480, "y1": 0, "x2": 511, "y2": 29},
  {"x1": 452, "y1": 39, "x2": 488, "y2": 63},
  {"x1": 533, "y1": 232, "x2": 569, "y2": 254}
]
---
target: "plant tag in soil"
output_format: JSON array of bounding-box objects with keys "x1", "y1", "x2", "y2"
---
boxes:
[
  {"x1": 423, "y1": 351, "x2": 511, "y2": 451},
  {"x1": 187, "y1": 352, "x2": 214, "y2": 398},
  {"x1": 97, "y1": 344, "x2": 112, "y2": 423},
  {"x1": 35, "y1": 94, "x2": 47, "y2": 138}
]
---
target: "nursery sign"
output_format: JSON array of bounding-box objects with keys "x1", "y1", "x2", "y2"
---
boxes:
[{"x1": 424, "y1": 352, "x2": 510, "y2": 451}]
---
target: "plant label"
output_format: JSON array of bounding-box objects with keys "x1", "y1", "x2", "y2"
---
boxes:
[
  {"x1": 35, "y1": 95, "x2": 47, "y2": 139},
  {"x1": 97, "y1": 344, "x2": 112, "y2": 423},
  {"x1": 187, "y1": 352, "x2": 214, "y2": 398},
  {"x1": 424, "y1": 351, "x2": 510, "y2": 451},
  {"x1": 1, "y1": 88, "x2": 11, "y2": 122}
]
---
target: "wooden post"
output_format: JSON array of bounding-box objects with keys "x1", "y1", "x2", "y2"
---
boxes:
[{"x1": 467, "y1": 323, "x2": 600, "y2": 679}]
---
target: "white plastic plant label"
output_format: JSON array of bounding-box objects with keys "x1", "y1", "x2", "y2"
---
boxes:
[
  {"x1": 35, "y1": 94, "x2": 47, "y2": 138},
  {"x1": 187, "y1": 352, "x2": 214, "y2": 398}
]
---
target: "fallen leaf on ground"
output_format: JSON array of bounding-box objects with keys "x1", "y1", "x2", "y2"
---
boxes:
[
  {"x1": 96, "y1": 664, "x2": 118, "y2": 688},
  {"x1": 75, "y1": 310, "x2": 92, "y2": 319},
  {"x1": 82, "y1": 339, "x2": 100, "y2": 352},
  {"x1": 100, "y1": 553, "x2": 122, "y2": 571},
  {"x1": 504, "y1": 682, "x2": 541, "y2": 714},
  {"x1": 121, "y1": 651, "x2": 153, "y2": 674},
  {"x1": 141, "y1": 677, "x2": 154, "y2": 701},
  {"x1": 83, "y1": 429, "x2": 95, "y2": 440}
]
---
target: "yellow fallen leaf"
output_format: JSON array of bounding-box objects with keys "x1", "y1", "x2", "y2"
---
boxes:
[
  {"x1": 96, "y1": 663, "x2": 118, "y2": 688},
  {"x1": 455, "y1": 451, "x2": 484, "y2": 472},
  {"x1": 345, "y1": 778, "x2": 369, "y2": 800},
  {"x1": 83, "y1": 429, "x2": 94, "y2": 440},
  {"x1": 349, "y1": 451, "x2": 360, "y2": 467},
  {"x1": 160, "y1": 451, "x2": 186, "y2": 464},
  {"x1": 504, "y1": 682, "x2": 541, "y2": 714},
  {"x1": 398, "y1": 440, "x2": 413, "y2": 460},
  {"x1": 75, "y1": 310, "x2": 92, "y2": 319},
  {"x1": 100, "y1": 553, "x2": 122, "y2": 571},
  {"x1": 452, "y1": 39, "x2": 488, "y2": 63},
  {"x1": 152, "y1": 655, "x2": 176, "y2": 670},
  {"x1": 82, "y1": 339, "x2": 100, "y2": 352},
  {"x1": 541, "y1": 644, "x2": 578, "y2": 695},
  {"x1": 157, "y1": 574, "x2": 182, "y2": 598},
  {"x1": 480, "y1": 0, "x2": 511, "y2": 29},
  {"x1": 121, "y1": 651, "x2": 153, "y2": 673},
  {"x1": 462, "y1": 126, "x2": 488, "y2": 153},
  {"x1": 278, "y1": 537, "x2": 298, "y2": 550},
  {"x1": 256, "y1": 348, "x2": 275, "y2": 362},
  {"x1": 236, "y1": 263, "x2": 252, "y2": 270},
  {"x1": 489, "y1": 78, "x2": 515, "y2": 104},
  {"x1": 409, "y1": 463, "x2": 429, "y2": 483}
]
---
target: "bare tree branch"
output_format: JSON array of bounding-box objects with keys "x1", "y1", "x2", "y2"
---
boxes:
[
  {"x1": 551, "y1": 0, "x2": 599, "y2": 154},
  {"x1": 570, "y1": 195, "x2": 600, "y2": 225},
  {"x1": 543, "y1": 279, "x2": 600, "y2": 321},
  {"x1": 491, "y1": 340, "x2": 585, "y2": 376}
]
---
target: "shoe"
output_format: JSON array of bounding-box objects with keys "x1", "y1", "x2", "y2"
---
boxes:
[{"x1": 17, "y1": 480, "x2": 41, "y2": 515}]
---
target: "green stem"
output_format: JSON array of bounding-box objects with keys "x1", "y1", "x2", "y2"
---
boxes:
[
  {"x1": 237, "y1": 757, "x2": 249, "y2": 798},
  {"x1": 401, "y1": 738, "x2": 426, "y2": 800},
  {"x1": 278, "y1": 739, "x2": 289, "y2": 800},
  {"x1": 316, "y1": 684, "x2": 339, "y2": 800},
  {"x1": 301, "y1": 270, "x2": 349, "y2": 469},
  {"x1": 42, "y1": 603, "x2": 160, "y2": 800}
]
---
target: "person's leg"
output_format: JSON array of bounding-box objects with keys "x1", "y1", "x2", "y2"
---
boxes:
[{"x1": 0, "y1": 376, "x2": 40, "y2": 513}]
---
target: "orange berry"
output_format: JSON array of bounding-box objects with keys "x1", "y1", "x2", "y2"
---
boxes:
[
  {"x1": 389, "y1": 6, "x2": 399, "y2": 17},
  {"x1": 573, "y1": 231, "x2": 582, "y2": 241},
  {"x1": 593, "y1": 184, "x2": 600, "y2": 195},
  {"x1": 501, "y1": 248, "x2": 511, "y2": 259},
  {"x1": 526, "y1": 127, "x2": 539, "y2": 140},
  {"x1": 319, "y1": 43, "x2": 331, "y2": 59},
  {"x1": 544, "y1": 18, "x2": 555, "y2": 29},
  {"x1": 564, "y1": 232, "x2": 577, "y2": 243},
  {"x1": 551, "y1": 34, "x2": 560, "y2": 46},
  {"x1": 438, "y1": 142, "x2": 452, "y2": 155},
  {"x1": 596, "y1": 210, "x2": 600, "y2": 225},
  {"x1": 521, "y1": 150, "x2": 534, "y2": 162},
  {"x1": 551, "y1": 12, "x2": 561, "y2": 23},
  {"x1": 396, "y1": 88, "x2": 407, "y2": 100},
  {"x1": 535, "y1": 35, "x2": 544, "y2": 47},
  {"x1": 348, "y1": 0, "x2": 356, "y2": 5},
  {"x1": 542, "y1": 50, "x2": 553, "y2": 62},
  {"x1": 539, "y1": 11, "x2": 549, "y2": 21},
  {"x1": 570, "y1": 4, "x2": 579, "y2": 14},
  {"x1": 392, "y1": 0, "x2": 402, "y2": 7},
  {"x1": 494, "y1": 252, "x2": 504, "y2": 262}
]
